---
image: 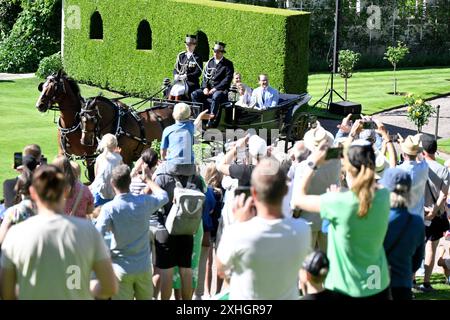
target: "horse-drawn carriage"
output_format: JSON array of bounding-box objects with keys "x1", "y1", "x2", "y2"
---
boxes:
[
  {"x1": 36, "y1": 71, "x2": 313, "y2": 181},
  {"x1": 150, "y1": 92, "x2": 312, "y2": 152}
]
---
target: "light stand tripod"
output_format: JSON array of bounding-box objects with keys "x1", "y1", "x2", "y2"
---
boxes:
[{"x1": 313, "y1": 0, "x2": 345, "y2": 109}]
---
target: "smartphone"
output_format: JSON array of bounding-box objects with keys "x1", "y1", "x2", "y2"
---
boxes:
[
  {"x1": 362, "y1": 121, "x2": 377, "y2": 130},
  {"x1": 234, "y1": 186, "x2": 251, "y2": 200},
  {"x1": 325, "y1": 146, "x2": 344, "y2": 160},
  {"x1": 13, "y1": 152, "x2": 22, "y2": 169},
  {"x1": 389, "y1": 134, "x2": 399, "y2": 143}
]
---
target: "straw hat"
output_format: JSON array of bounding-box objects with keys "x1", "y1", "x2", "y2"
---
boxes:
[
  {"x1": 303, "y1": 127, "x2": 334, "y2": 152},
  {"x1": 375, "y1": 150, "x2": 389, "y2": 179},
  {"x1": 400, "y1": 135, "x2": 421, "y2": 156},
  {"x1": 248, "y1": 135, "x2": 267, "y2": 158}
]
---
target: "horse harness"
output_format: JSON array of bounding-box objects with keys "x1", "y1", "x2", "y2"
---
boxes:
[{"x1": 81, "y1": 97, "x2": 149, "y2": 157}]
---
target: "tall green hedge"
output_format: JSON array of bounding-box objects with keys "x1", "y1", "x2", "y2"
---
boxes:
[{"x1": 63, "y1": 0, "x2": 310, "y2": 96}]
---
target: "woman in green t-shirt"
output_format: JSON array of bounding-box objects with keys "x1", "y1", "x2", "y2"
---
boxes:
[{"x1": 293, "y1": 138, "x2": 391, "y2": 300}]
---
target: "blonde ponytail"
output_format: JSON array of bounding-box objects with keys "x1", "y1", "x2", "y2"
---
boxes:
[{"x1": 349, "y1": 164, "x2": 376, "y2": 217}]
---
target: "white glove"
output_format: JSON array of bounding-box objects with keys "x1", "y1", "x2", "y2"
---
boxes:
[
  {"x1": 174, "y1": 74, "x2": 180, "y2": 81},
  {"x1": 179, "y1": 74, "x2": 187, "y2": 81}
]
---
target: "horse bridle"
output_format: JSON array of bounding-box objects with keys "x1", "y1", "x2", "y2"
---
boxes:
[
  {"x1": 40, "y1": 76, "x2": 68, "y2": 111},
  {"x1": 80, "y1": 103, "x2": 101, "y2": 138}
]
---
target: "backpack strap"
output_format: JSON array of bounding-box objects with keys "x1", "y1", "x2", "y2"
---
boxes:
[{"x1": 172, "y1": 174, "x2": 195, "y2": 189}]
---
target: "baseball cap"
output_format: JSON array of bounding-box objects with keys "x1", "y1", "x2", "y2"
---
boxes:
[{"x1": 379, "y1": 167, "x2": 411, "y2": 192}]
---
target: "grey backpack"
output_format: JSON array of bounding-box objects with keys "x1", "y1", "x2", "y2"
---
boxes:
[{"x1": 165, "y1": 176, "x2": 205, "y2": 235}]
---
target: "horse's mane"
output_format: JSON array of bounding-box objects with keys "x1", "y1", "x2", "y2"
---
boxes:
[
  {"x1": 65, "y1": 76, "x2": 82, "y2": 98},
  {"x1": 85, "y1": 96, "x2": 118, "y2": 110}
]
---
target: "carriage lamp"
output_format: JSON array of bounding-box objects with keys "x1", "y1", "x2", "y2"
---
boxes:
[{"x1": 228, "y1": 84, "x2": 239, "y2": 103}]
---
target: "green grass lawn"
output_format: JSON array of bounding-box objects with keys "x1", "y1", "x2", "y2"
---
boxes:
[
  {"x1": 415, "y1": 274, "x2": 450, "y2": 300},
  {"x1": 438, "y1": 138, "x2": 450, "y2": 155},
  {"x1": 308, "y1": 67, "x2": 450, "y2": 116}
]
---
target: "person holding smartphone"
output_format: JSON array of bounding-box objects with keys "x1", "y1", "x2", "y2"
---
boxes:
[
  {"x1": 3, "y1": 144, "x2": 42, "y2": 209},
  {"x1": 216, "y1": 158, "x2": 311, "y2": 300},
  {"x1": 293, "y1": 139, "x2": 392, "y2": 300},
  {"x1": 291, "y1": 127, "x2": 341, "y2": 252}
]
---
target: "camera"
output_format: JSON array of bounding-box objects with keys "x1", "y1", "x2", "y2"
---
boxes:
[
  {"x1": 234, "y1": 186, "x2": 251, "y2": 200},
  {"x1": 389, "y1": 134, "x2": 399, "y2": 143},
  {"x1": 325, "y1": 146, "x2": 344, "y2": 160},
  {"x1": 13, "y1": 152, "x2": 22, "y2": 169},
  {"x1": 40, "y1": 155, "x2": 48, "y2": 165},
  {"x1": 362, "y1": 121, "x2": 377, "y2": 130}
]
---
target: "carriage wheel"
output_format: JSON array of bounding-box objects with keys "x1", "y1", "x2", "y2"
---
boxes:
[{"x1": 289, "y1": 112, "x2": 310, "y2": 142}]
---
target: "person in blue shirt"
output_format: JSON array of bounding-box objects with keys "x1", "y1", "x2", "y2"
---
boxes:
[
  {"x1": 250, "y1": 74, "x2": 279, "y2": 110},
  {"x1": 161, "y1": 103, "x2": 195, "y2": 165},
  {"x1": 380, "y1": 168, "x2": 425, "y2": 300},
  {"x1": 397, "y1": 135, "x2": 429, "y2": 219},
  {"x1": 95, "y1": 164, "x2": 169, "y2": 300}
]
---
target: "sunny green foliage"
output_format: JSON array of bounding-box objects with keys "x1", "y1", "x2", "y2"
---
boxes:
[
  {"x1": 384, "y1": 41, "x2": 410, "y2": 68},
  {"x1": 384, "y1": 41, "x2": 410, "y2": 94},
  {"x1": 338, "y1": 50, "x2": 360, "y2": 80},
  {"x1": 338, "y1": 49, "x2": 360, "y2": 100},
  {"x1": 0, "y1": 0, "x2": 22, "y2": 40},
  {"x1": 36, "y1": 52, "x2": 63, "y2": 79},
  {"x1": 405, "y1": 94, "x2": 435, "y2": 133},
  {"x1": 0, "y1": 0, "x2": 61, "y2": 73},
  {"x1": 63, "y1": 0, "x2": 310, "y2": 96}
]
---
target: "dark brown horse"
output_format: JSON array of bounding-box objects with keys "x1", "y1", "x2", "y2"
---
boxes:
[
  {"x1": 79, "y1": 96, "x2": 174, "y2": 165},
  {"x1": 35, "y1": 71, "x2": 174, "y2": 179}
]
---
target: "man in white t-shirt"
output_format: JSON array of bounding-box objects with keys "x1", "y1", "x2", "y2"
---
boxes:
[
  {"x1": 217, "y1": 158, "x2": 311, "y2": 300},
  {"x1": 0, "y1": 165, "x2": 117, "y2": 300}
]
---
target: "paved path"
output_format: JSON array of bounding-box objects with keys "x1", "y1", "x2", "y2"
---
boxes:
[
  {"x1": 0, "y1": 73, "x2": 35, "y2": 81},
  {"x1": 319, "y1": 95, "x2": 450, "y2": 140}
]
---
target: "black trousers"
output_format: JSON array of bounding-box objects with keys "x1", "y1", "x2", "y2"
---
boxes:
[
  {"x1": 391, "y1": 287, "x2": 413, "y2": 300},
  {"x1": 191, "y1": 89, "x2": 227, "y2": 125}
]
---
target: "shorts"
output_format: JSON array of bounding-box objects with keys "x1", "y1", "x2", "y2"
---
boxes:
[
  {"x1": 154, "y1": 229, "x2": 193, "y2": 269},
  {"x1": 425, "y1": 214, "x2": 449, "y2": 241}
]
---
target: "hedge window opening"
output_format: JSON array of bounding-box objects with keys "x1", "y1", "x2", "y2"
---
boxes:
[
  {"x1": 90, "y1": 11, "x2": 103, "y2": 40},
  {"x1": 137, "y1": 20, "x2": 152, "y2": 50}
]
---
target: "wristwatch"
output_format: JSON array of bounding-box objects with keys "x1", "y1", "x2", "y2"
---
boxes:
[{"x1": 307, "y1": 161, "x2": 318, "y2": 170}]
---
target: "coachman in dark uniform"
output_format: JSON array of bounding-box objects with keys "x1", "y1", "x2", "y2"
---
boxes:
[
  {"x1": 169, "y1": 35, "x2": 203, "y2": 101},
  {"x1": 191, "y1": 41, "x2": 234, "y2": 128}
]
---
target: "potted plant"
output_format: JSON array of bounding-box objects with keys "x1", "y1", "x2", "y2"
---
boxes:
[
  {"x1": 338, "y1": 49, "x2": 360, "y2": 101},
  {"x1": 405, "y1": 94, "x2": 435, "y2": 133}
]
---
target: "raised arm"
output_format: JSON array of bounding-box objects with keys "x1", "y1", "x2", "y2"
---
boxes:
[
  {"x1": 375, "y1": 119, "x2": 397, "y2": 168},
  {"x1": 293, "y1": 143, "x2": 328, "y2": 213}
]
